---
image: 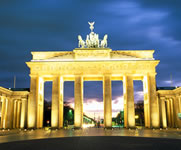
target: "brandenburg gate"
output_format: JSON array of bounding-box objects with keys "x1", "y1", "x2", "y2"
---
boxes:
[{"x1": 26, "y1": 22, "x2": 160, "y2": 129}]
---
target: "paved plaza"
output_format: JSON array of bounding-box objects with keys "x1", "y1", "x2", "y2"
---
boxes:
[{"x1": 0, "y1": 128, "x2": 181, "y2": 150}]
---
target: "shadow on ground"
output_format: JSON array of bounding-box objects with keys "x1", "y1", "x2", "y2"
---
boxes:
[{"x1": 0, "y1": 136, "x2": 180, "y2": 150}]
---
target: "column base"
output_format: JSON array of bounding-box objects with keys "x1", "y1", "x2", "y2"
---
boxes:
[
  {"x1": 51, "y1": 127, "x2": 59, "y2": 130},
  {"x1": 151, "y1": 127, "x2": 160, "y2": 129},
  {"x1": 73, "y1": 127, "x2": 82, "y2": 130},
  {"x1": 104, "y1": 127, "x2": 113, "y2": 130},
  {"x1": 27, "y1": 128, "x2": 36, "y2": 130},
  {"x1": 126, "y1": 126, "x2": 136, "y2": 129}
]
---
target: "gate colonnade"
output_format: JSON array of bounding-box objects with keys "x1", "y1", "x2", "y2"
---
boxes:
[
  {"x1": 157, "y1": 87, "x2": 181, "y2": 128},
  {"x1": 26, "y1": 48, "x2": 160, "y2": 129},
  {"x1": 0, "y1": 87, "x2": 29, "y2": 129},
  {"x1": 1, "y1": 48, "x2": 181, "y2": 129}
]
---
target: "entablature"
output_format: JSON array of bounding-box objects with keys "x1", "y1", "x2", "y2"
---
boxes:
[
  {"x1": 0, "y1": 86, "x2": 29, "y2": 100},
  {"x1": 29, "y1": 73, "x2": 156, "y2": 82},
  {"x1": 30, "y1": 49, "x2": 156, "y2": 62},
  {"x1": 27, "y1": 60, "x2": 159, "y2": 76}
]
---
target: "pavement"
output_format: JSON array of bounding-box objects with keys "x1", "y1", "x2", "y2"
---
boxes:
[{"x1": 0, "y1": 128, "x2": 181, "y2": 150}]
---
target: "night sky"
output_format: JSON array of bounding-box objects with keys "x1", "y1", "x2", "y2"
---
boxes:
[{"x1": 1, "y1": 0, "x2": 181, "y2": 118}]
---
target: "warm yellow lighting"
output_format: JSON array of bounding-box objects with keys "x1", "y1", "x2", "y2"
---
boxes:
[
  {"x1": 82, "y1": 124, "x2": 94, "y2": 128},
  {"x1": 26, "y1": 46, "x2": 160, "y2": 129},
  {"x1": 135, "y1": 115, "x2": 139, "y2": 119}
]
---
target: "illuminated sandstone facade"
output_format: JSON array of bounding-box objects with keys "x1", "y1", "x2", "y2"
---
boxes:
[
  {"x1": 1, "y1": 22, "x2": 180, "y2": 129},
  {"x1": 1, "y1": 49, "x2": 181, "y2": 129},
  {"x1": 157, "y1": 87, "x2": 181, "y2": 128},
  {"x1": 0, "y1": 87, "x2": 29, "y2": 129},
  {"x1": 26, "y1": 48, "x2": 160, "y2": 129}
]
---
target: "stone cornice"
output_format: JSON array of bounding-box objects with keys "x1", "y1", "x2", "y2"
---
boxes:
[
  {"x1": 0, "y1": 86, "x2": 12, "y2": 96},
  {"x1": 30, "y1": 49, "x2": 156, "y2": 62}
]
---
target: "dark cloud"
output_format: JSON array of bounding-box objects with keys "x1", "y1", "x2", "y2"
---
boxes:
[{"x1": 0, "y1": 0, "x2": 181, "y2": 102}]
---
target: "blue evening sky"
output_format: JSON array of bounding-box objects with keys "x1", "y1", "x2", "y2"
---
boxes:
[{"x1": 0, "y1": 0, "x2": 181, "y2": 104}]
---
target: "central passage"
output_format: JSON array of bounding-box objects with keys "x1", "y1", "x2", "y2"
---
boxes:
[{"x1": 84, "y1": 81, "x2": 103, "y2": 126}]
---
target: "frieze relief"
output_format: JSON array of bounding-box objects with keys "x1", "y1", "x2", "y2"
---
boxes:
[
  {"x1": 30, "y1": 62, "x2": 155, "y2": 75},
  {"x1": 74, "y1": 50, "x2": 110, "y2": 59}
]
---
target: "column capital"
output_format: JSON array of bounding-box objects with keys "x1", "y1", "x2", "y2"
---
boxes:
[
  {"x1": 160, "y1": 96, "x2": 165, "y2": 100},
  {"x1": 51, "y1": 75, "x2": 61, "y2": 79},
  {"x1": 21, "y1": 98, "x2": 27, "y2": 101},
  {"x1": 29, "y1": 74, "x2": 38, "y2": 78},
  {"x1": 103, "y1": 73, "x2": 111, "y2": 76},
  {"x1": 122, "y1": 74, "x2": 134, "y2": 77},
  {"x1": 0, "y1": 95, "x2": 6, "y2": 100},
  {"x1": 142, "y1": 73, "x2": 157, "y2": 76},
  {"x1": 74, "y1": 74, "x2": 84, "y2": 77}
]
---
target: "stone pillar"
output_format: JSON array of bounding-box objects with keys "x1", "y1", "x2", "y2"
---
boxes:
[
  {"x1": 74, "y1": 75, "x2": 83, "y2": 129},
  {"x1": 6, "y1": 99, "x2": 14, "y2": 129},
  {"x1": 123, "y1": 75, "x2": 135, "y2": 128},
  {"x1": 0, "y1": 97, "x2": 6, "y2": 129},
  {"x1": 16, "y1": 101, "x2": 21, "y2": 128},
  {"x1": 51, "y1": 76, "x2": 64, "y2": 128},
  {"x1": 166, "y1": 100, "x2": 171, "y2": 127},
  {"x1": 59, "y1": 76, "x2": 64, "y2": 128},
  {"x1": 103, "y1": 75, "x2": 112, "y2": 128},
  {"x1": 36, "y1": 77, "x2": 44, "y2": 128},
  {"x1": 4, "y1": 98, "x2": 8, "y2": 129},
  {"x1": 178, "y1": 97, "x2": 181, "y2": 127},
  {"x1": 172, "y1": 97, "x2": 177, "y2": 128},
  {"x1": 13, "y1": 100, "x2": 18, "y2": 128},
  {"x1": 170, "y1": 98, "x2": 174, "y2": 127},
  {"x1": 28, "y1": 76, "x2": 37, "y2": 128},
  {"x1": 175, "y1": 96, "x2": 181, "y2": 128},
  {"x1": 0, "y1": 98, "x2": 2, "y2": 128},
  {"x1": 160, "y1": 97, "x2": 167, "y2": 128},
  {"x1": 150, "y1": 74, "x2": 160, "y2": 128},
  {"x1": 20, "y1": 99, "x2": 27, "y2": 128},
  {"x1": 143, "y1": 75, "x2": 151, "y2": 128},
  {"x1": 28, "y1": 76, "x2": 44, "y2": 129},
  {"x1": 3, "y1": 98, "x2": 8, "y2": 129}
]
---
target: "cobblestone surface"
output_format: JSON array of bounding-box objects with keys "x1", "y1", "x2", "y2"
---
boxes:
[{"x1": 0, "y1": 128, "x2": 181, "y2": 144}]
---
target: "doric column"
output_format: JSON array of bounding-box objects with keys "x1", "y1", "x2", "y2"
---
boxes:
[
  {"x1": 174, "y1": 96, "x2": 181, "y2": 128},
  {"x1": 149, "y1": 74, "x2": 160, "y2": 128},
  {"x1": 160, "y1": 97, "x2": 167, "y2": 128},
  {"x1": 123, "y1": 75, "x2": 135, "y2": 128},
  {"x1": 179, "y1": 96, "x2": 181, "y2": 112},
  {"x1": 28, "y1": 76, "x2": 44, "y2": 129},
  {"x1": 178, "y1": 96, "x2": 181, "y2": 127},
  {"x1": 13, "y1": 100, "x2": 18, "y2": 128},
  {"x1": 36, "y1": 77, "x2": 44, "y2": 128},
  {"x1": 4, "y1": 98, "x2": 9, "y2": 129},
  {"x1": 74, "y1": 75, "x2": 83, "y2": 129},
  {"x1": 143, "y1": 75, "x2": 151, "y2": 128},
  {"x1": 20, "y1": 99, "x2": 27, "y2": 128},
  {"x1": 28, "y1": 76, "x2": 37, "y2": 128},
  {"x1": 59, "y1": 77, "x2": 64, "y2": 128},
  {"x1": 172, "y1": 97, "x2": 177, "y2": 128},
  {"x1": 6, "y1": 98, "x2": 14, "y2": 129},
  {"x1": 103, "y1": 75, "x2": 112, "y2": 128},
  {"x1": 51, "y1": 76, "x2": 64, "y2": 128},
  {"x1": 16, "y1": 101, "x2": 21, "y2": 128},
  {"x1": 0, "y1": 98, "x2": 2, "y2": 128},
  {"x1": 0, "y1": 97, "x2": 6, "y2": 129},
  {"x1": 166, "y1": 99, "x2": 171, "y2": 127},
  {"x1": 169, "y1": 98, "x2": 174, "y2": 127}
]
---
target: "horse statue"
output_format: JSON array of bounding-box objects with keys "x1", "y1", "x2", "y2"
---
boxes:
[
  {"x1": 86, "y1": 35, "x2": 90, "y2": 47},
  {"x1": 95, "y1": 34, "x2": 99, "y2": 47},
  {"x1": 101, "y1": 34, "x2": 108, "y2": 48},
  {"x1": 78, "y1": 35, "x2": 85, "y2": 48}
]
